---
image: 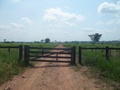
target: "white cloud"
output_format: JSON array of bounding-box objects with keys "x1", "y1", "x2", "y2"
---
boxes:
[
  {"x1": 10, "y1": 23, "x2": 24, "y2": 29},
  {"x1": 0, "y1": 17, "x2": 32, "y2": 31},
  {"x1": 0, "y1": 23, "x2": 24, "y2": 30},
  {"x1": 98, "y1": 1, "x2": 120, "y2": 16},
  {"x1": 21, "y1": 17, "x2": 32, "y2": 24},
  {"x1": 98, "y1": 1, "x2": 120, "y2": 26},
  {"x1": 43, "y1": 7, "x2": 85, "y2": 26}
]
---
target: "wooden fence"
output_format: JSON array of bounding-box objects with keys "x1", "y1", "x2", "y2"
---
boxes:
[
  {"x1": 1, "y1": 45, "x2": 119, "y2": 66},
  {"x1": 24, "y1": 45, "x2": 76, "y2": 65},
  {"x1": 78, "y1": 46, "x2": 120, "y2": 65},
  {"x1": 0, "y1": 45, "x2": 23, "y2": 61}
]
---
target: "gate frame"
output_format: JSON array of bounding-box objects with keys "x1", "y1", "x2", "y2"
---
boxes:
[{"x1": 24, "y1": 45, "x2": 76, "y2": 65}]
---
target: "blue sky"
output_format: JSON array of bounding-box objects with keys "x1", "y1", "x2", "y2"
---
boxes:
[{"x1": 0, "y1": 0, "x2": 120, "y2": 42}]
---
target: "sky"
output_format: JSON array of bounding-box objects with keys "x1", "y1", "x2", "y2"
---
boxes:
[{"x1": 0, "y1": 0, "x2": 120, "y2": 42}]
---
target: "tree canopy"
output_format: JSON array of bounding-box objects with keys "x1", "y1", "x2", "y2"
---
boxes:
[
  {"x1": 45, "y1": 38, "x2": 50, "y2": 43},
  {"x1": 88, "y1": 33, "x2": 102, "y2": 43}
]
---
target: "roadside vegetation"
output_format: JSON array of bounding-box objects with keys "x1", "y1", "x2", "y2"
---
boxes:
[
  {"x1": 63, "y1": 42, "x2": 120, "y2": 83},
  {"x1": 83, "y1": 51, "x2": 120, "y2": 82},
  {"x1": 0, "y1": 42, "x2": 58, "y2": 85},
  {"x1": 0, "y1": 46, "x2": 24, "y2": 84}
]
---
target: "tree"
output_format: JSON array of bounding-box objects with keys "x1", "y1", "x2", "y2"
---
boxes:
[
  {"x1": 45, "y1": 38, "x2": 50, "y2": 43},
  {"x1": 41, "y1": 39, "x2": 44, "y2": 43},
  {"x1": 88, "y1": 33, "x2": 102, "y2": 43}
]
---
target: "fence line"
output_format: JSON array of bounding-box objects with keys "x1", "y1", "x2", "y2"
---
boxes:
[
  {"x1": 1, "y1": 45, "x2": 119, "y2": 65},
  {"x1": 0, "y1": 45, "x2": 23, "y2": 61},
  {"x1": 78, "y1": 46, "x2": 120, "y2": 65}
]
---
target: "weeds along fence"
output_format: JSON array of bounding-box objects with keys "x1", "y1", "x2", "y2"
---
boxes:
[
  {"x1": 0, "y1": 45, "x2": 23, "y2": 61},
  {"x1": 78, "y1": 46, "x2": 120, "y2": 65}
]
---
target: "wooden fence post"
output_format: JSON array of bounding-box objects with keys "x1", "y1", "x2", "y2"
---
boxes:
[
  {"x1": 74, "y1": 46, "x2": 76, "y2": 65},
  {"x1": 18, "y1": 45, "x2": 23, "y2": 61},
  {"x1": 106, "y1": 46, "x2": 109, "y2": 60},
  {"x1": 27, "y1": 46, "x2": 30, "y2": 64},
  {"x1": 71, "y1": 46, "x2": 76, "y2": 65},
  {"x1": 24, "y1": 45, "x2": 29, "y2": 65},
  {"x1": 24, "y1": 45, "x2": 27, "y2": 64},
  {"x1": 79, "y1": 46, "x2": 82, "y2": 65}
]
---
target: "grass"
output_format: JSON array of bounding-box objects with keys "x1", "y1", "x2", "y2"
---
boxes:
[
  {"x1": 0, "y1": 48, "x2": 25, "y2": 84},
  {"x1": 0, "y1": 42, "x2": 58, "y2": 85},
  {"x1": 63, "y1": 43, "x2": 120, "y2": 83},
  {"x1": 83, "y1": 51, "x2": 120, "y2": 82}
]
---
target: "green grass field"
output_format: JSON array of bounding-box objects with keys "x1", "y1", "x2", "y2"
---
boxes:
[{"x1": 0, "y1": 42, "x2": 58, "y2": 85}]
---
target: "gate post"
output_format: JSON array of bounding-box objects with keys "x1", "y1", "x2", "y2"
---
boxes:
[
  {"x1": 71, "y1": 46, "x2": 76, "y2": 65},
  {"x1": 18, "y1": 45, "x2": 23, "y2": 61},
  {"x1": 79, "y1": 46, "x2": 82, "y2": 65},
  {"x1": 24, "y1": 45, "x2": 29, "y2": 65}
]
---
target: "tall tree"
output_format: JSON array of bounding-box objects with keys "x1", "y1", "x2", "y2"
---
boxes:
[
  {"x1": 88, "y1": 33, "x2": 102, "y2": 43},
  {"x1": 45, "y1": 38, "x2": 50, "y2": 43}
]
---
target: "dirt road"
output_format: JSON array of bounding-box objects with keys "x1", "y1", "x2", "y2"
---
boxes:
[{"x1": 0, "y1": 45, "x2": 113, "y2": 90}]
